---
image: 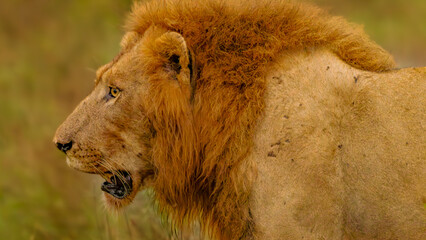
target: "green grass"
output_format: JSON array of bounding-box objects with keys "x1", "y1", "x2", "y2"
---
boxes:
[{"x1": 0, "y1": 0, "x2": 424, "y2": 239}]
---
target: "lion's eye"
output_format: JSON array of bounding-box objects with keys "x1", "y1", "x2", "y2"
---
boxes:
[{"x1": 109, "y1": 87, "x2": 120, "y2": 98}]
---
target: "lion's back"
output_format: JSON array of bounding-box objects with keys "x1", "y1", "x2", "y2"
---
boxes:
[
  {"x1": 249, "y1": 49, "x2": 426, "y2": 239},
  {"x1": 341, "y1": 67, "x2": 426, "y2": 239}
]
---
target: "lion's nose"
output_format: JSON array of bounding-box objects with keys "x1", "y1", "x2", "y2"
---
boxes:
[{"x1": 56, "y1": 141, "x2": 73, "y2": 153}]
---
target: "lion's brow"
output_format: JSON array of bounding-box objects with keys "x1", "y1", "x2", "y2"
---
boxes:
[{"x1": 95, "y1": 51, "x2": 126, "y2": 84}]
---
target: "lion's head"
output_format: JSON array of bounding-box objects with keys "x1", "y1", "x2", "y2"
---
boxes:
[{"x1": 54, "y1": 26, "x2": 196, "y2": 209}]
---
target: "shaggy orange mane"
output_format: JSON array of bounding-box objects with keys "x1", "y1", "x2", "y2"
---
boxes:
[{"x1": 123, "y1": 0, "x2": 395, "y2": 239}]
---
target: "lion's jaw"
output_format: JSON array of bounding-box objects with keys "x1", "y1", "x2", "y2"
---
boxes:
[{"x1": 65, "y1": 155, "x2": 153, "y2": 209}]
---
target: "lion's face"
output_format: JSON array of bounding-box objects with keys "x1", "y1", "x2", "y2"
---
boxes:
[
  {"x1": 54, "y1": 44, "x2": 154, "y2": 208},
  {"x1": 54, "y1": 27, "x2": 193, "y2": 208}
]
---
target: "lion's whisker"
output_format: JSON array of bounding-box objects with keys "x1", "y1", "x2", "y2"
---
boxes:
[
  {"x1": 97, "y1": 159, "x2": 131, "y2": 191},
  {"x1": 89, "y1": 162, "x2": 109, "y2": 180}
]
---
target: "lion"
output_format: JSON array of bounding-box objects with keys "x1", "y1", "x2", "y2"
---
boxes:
[{"x1": 54, "y1": 0, "x2": 426, "y2": 239}]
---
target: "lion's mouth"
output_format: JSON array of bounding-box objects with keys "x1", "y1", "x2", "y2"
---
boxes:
[
  {"x1": 66, "y1": 156, "x2": 153, "y2": 208},
  {"x1": 101, "y1": 171, "x2": 133, "y2": 199},
  {"x1": 100, "y1": 169, "x2": 152, "y2": 208}
]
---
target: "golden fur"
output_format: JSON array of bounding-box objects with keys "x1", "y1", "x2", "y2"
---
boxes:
[{"x1": 54, "y1": 0, "x2": 425, "y2": 239}]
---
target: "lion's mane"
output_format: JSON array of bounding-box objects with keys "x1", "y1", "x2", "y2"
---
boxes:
[{"x1": 123, "y1": 0, "x2": 395, "y2": 238}]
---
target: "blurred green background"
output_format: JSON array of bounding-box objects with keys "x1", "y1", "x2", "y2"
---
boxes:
[{"x1": 0, "y1": 0, "x2": 424, "y2": 239}]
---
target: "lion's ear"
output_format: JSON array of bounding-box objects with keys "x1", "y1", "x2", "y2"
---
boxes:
[{"x1": 155, "y1": 32, "x2": 194, "y2": 90}]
